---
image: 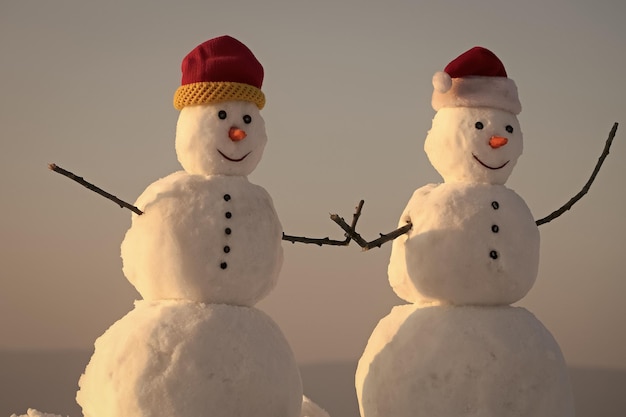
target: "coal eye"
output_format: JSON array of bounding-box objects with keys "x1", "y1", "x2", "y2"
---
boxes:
[
  {"x1": 475, "y1": 121, "x2": 484, "y2": 130},
  {"x1": 243, "y1": 115, "x2": 252, "y2": 124},
  {"x1": 506, "y1": 125, "x2": 514, "y2": 133},
  {"x1": 218, "y1": 110, "x2": 227, "y2": 120}
]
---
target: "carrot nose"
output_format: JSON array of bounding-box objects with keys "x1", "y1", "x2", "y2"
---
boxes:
[
  {"x1": 229, "y1": 127, "x2": 247, "y2": 141},
  {"x1": 489, "y1": 136, "x2": 508, "y2": 149}
]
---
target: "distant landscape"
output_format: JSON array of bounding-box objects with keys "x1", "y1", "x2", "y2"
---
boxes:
[{"x1": 1, "y1": 350, "x2": 624, "y2": 416}]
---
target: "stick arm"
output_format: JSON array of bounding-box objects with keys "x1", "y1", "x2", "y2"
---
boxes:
[
  {"x1": 282, "y1": 200, "x2": 365, "y2": 246},
  {"x1": 535, "y1": 122, "x2": 619, "y2": 226},
  {"x1": 330, "y1": 201, "x2": 413, "y2": 251},
  {"x1": 49, "y1": 163, "x2": 144, "y2": 215}
]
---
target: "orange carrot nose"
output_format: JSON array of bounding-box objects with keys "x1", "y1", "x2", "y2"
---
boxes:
[
  {"x1": 229, "y1": 127, "x2": 247, "y2": 141},
  {"x1": 489, "y1": 136, "x2": 508, "y2": 149}
]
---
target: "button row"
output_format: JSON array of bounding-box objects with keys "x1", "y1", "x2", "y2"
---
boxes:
[
  {"x1": 221, "y1": 194, "x2": 232, "y2": 270},
  {"x1": 490, "y1": 200, "x2": 499, "y2": 260}
]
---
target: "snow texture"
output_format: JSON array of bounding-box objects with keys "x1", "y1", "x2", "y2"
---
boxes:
[
  {"x1": 356, "y1": 304, "x2": 574, "y2": 417},
  {"x1": 424, "y1": 107, "x2": 522, "y2": 185},
  {"x1": 10, "y1": 410, "x2": 65, "y2": 417},
  {"x1": 175, "y1": 101, "x2": 267, "y2": 177},
  {"x1": 77, "y1": 300, "x2": 303, "y2": 417},
  {"x1": 121, "y1": 172, "x2": 283, "y2": 306},
  {"x1": 301, "y1": 396, "x2": 331, "y2": 417},
  {"x1": 388, "y1": 182, "x2": 539, "y2": 305},
  {"x1": 11, "y1": 396, "x2": 329, "y2": 417}
]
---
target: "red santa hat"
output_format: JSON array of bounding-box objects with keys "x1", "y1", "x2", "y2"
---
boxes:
[
  {"x1": 431, "y1": 46, "x2": 521, "y2": 115},
  {"x1": 173, "y1": 35, "x2": 265, "y2": 110}
]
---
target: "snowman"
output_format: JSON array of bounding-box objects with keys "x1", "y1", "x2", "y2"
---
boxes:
[
  {"x1": 75, "y1": 36, "x2": 327, "y2": 417},
  {"x1": 353, "y1": 47, "x2": 575, "y2": 416}
]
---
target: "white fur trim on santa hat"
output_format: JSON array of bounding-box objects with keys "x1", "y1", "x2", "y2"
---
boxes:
[{"x1": 431, "y1": 75, "x2": 521, "y2": 115}]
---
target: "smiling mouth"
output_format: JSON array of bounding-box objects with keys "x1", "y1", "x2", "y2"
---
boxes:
[
  {"x1": 472, "y1": 154, "x2": 510, "y2": 170},
  {"x1": 218, "y1": 150, "x2": 251, "y2": 162}
]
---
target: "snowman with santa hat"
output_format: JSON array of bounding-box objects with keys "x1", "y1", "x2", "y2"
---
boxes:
[
  {"x1": 74, "y1": 35, "x2": 328, "y2": 417},
  {"x1": 352, "y1": 47, "x2": 575, "y2": 417}
]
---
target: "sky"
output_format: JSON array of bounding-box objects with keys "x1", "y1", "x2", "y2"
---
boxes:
[{"x1": 1, "y1": 0, "x2": 625, "y2": 370}]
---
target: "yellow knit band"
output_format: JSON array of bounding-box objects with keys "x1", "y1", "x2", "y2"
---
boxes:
[{"x1": 173, "y1": 81, "x2": 265, "y2": 110}]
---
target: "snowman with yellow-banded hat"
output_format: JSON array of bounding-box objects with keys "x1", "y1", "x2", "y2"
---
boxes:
[{"x1": 76, "y1": 35, "x2": 328, "y2": 417}]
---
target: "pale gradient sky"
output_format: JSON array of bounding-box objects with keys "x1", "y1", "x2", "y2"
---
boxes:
[{"x1": 1, "y1": 0, "x2": 625, "y2": 369}]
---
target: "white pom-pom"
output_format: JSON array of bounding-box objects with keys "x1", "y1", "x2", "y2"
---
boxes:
[{"x1": 432, "y1": 71, "x2": 452, "y2": 93}]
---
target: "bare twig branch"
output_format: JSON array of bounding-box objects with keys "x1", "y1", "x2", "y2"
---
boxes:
[
  {"x1": 282, "y1": 200, "x2": 364, "y2": 246},
  {"x1": 361, "y1": 222, "x2": 413, "y2": 250},
  {"x1": 330, "y1": 213, "x2": 370, "y2": 247},
  {"x1": 331, "y1": 202, "x2": 413, "y2": 251},
  {"x1": 281, "y1": 234, "x2": 349, "y2": 246},
  {"x1": 48, "y1": 163, "x2": 143, "y2": 215},
  {"x1": 535, "y1": 122, "x2": 619, "y2": 226}
]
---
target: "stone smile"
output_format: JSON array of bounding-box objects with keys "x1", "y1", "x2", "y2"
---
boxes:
[
  {"x1": 472, "y1": 154, "x2": 509, "y2": 170},
  {"x1": 218, "y1": 150, "x2": 251, "y2": 162}
]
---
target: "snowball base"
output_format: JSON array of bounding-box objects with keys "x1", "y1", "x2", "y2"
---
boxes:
[
  {"x1": 356, "y1": 304, "x2": 574, "y2": 417},
  {"x1": 77, "y1": 300, "x2": 302, "y2": 417}
]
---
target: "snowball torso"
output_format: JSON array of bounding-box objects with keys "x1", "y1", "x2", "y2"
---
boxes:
[
  {"x1": 77, "y1": 301, "x2": 303, "y2": 417},
  {"x1": 388, "y1": 182, "x2": 539, "y2": 305},
  {"x1": 121, "y1": 172, "x2": 283, "y2": 306}
]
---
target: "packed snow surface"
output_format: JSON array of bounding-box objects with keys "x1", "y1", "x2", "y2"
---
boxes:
[
  {"x1": 424, "y1": 107, "x2": 523, "y2": 185},
  {"x1": 301, "y1": 396, "x2": 331, "y2": 417},
  {"x1": 175, "y1": 101, "x2": 268, "y2": 177},
  {"x1": 77, "y1": 300, "x2": 303, "y2": 417},
  {"x1": 10, "y1": 410, "x2": 65, "y2": 417},
  {"x1": 121, "y1": 172, "x2": 283, "y2": 306},
  {"x1": 356, "y1": 304, "x2": 574, "y2": 417},
  {"x1": 388, "y1": 182, "x2": 539, "y2": 305},
  {"x1": 11, "y1": 397, "x2": 329, "y2": 417}
]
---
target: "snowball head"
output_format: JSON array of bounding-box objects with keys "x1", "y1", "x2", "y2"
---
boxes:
[
  {"x1": 388, "y1": 183, "x2": 539, "y2": 305},
  {"x1": 356, "y1": 305, "x2": 574, "y2": 417},
  {"x1": 77, "y1": 301, "x2": 303, "y2": 417},
  {"x1": 424, "y1": 107, "x2": 523, "y2": 184},
  {"x1": 175, "y1": 101, "x2": 268, "y2": 176},
  {"x1": 121, "y1": 172, "x2": 283, "y2": 306}
]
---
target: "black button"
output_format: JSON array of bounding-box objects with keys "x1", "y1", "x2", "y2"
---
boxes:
[
  {"x1": 225, "y1": 228, "x2": 232, "y2": 235},
  {"x1": 224, "y1": 194, "x2": 231, "y2": 201},
  {"x1": 225, "y1": 211, "x2": 232, "y2": 219},
  {"x1": 491, "y1": 225, "x2": 499, "y2": 233},
  {"x1": 223, "y1": 246, "x2": 230, "y2": 253},
  {"x1": 491, "y1": 201, "x2": 500, "y2": 210},
  {"x1": 220, "y1": 262, "x2": 228, "y2": 269},
  {"x1": 490, "y1": 250, "x2": 499, "y2": 259}
]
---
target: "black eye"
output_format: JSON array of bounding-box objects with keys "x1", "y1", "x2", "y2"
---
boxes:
[
  {"x1": 475, "y1": 121, "x2": 484, "y2": 130},
  {"x1": 218, "y1": 110, "x2": 227, "y2": 120},
  {"x1": 243, "y1": 115, "x2": 252, "y2": 124},
  {"x1": 505, "y1": 125, "x2": 514, "y2": 133}
]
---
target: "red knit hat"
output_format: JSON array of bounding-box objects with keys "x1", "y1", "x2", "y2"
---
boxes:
[
  {"x1": 431, "y1": 46, "x2": 521, "y2": 114},
  {"x1": 173, "y1": 35, "x2": 265, "y2": 110}
]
